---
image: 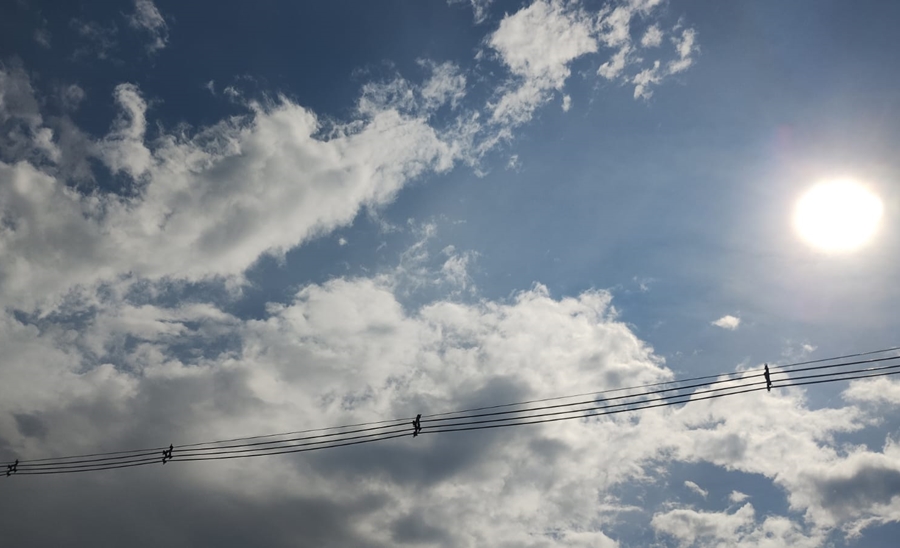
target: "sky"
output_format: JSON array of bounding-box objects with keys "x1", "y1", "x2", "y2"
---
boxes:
[{"x1": 1, "y1": 0, "x2": 899, "y2": 546}]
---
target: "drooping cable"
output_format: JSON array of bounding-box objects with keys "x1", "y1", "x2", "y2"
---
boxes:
[{"x1": 3, "y1": 347, "x2": 898, "y2": 476}]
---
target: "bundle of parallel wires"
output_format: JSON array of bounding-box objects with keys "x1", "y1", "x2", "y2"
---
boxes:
[{"x1": 3, "y1": 346, "x2": 899, "y2": 478}]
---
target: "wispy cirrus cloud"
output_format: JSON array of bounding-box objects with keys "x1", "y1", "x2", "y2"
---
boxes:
[{"x1": 127, "y1": 0, "x2": 169, "y2": 53}]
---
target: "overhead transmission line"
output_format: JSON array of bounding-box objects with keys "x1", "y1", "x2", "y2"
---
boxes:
[{"x1": 3, "y1": 346, "x2": 899, "y2": 478}]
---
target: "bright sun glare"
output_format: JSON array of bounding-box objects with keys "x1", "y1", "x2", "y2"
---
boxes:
[{"x1": 794, "y1": 180, "x2": 884, "y2": 253}]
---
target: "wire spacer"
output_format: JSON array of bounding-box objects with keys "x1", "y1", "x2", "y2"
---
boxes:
[{"x1": 411, "y1": 414, "x2": 422, "y2": 437}]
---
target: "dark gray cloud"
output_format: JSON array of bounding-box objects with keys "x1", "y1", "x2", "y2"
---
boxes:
[
  {"x1": 14, "y1": 413, "x2": 47, "y2": 439},
  {"x1": 0, "y1": 471, "x2": 390, "y2": 548},
  {"x1": 814, "y1": 463, "x2": 900, "y2": 521}
]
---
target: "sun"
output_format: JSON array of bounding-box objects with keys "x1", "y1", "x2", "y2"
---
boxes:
[{"x1": 794, "y1": 180, "x2": 884, "y2": 253}]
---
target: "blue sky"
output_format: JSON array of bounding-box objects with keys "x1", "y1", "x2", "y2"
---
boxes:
[{"x1": 1, "y1": 0, "x2": 899, "y2": 546}]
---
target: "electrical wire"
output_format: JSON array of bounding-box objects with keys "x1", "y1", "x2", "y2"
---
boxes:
[
  {"x1": 769, "y1": 354, "x2": 900, "y2": 376},
  {"x1": 20, "y1": 365, "x2": 897, "y2": 474},
  {"x1": 7, "y1": 372, "x2": 763, "y2": 471},
  {"x1": 424, "y1": 345, "x2": 900, "y2": 419},
  {"x1": 421, "y1": 373, "x2": 764, "y2": 425},
  {"x1": 4, "y1": 348, "x2": 898, "y2": 477},
  {"x1": 767, "y1": 345, "x2": 900, "y2": 371},
  {"x1": 423, "y1": 367, "x2": 900, "y2": 435}
]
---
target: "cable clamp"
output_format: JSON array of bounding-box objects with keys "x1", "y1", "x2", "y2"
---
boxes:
[
  {"x1": 764, "y1": 364, "x2": 772, "y2": 392},
  {"x1": 5, "y1": 459, "x2": 17, "y2": 476},
  {"x1": 411, "y1": 414, "x2": 422, "y2": 438},
  {"x1": 161, "y1": 444, "x2": 174, "y2": 464}
]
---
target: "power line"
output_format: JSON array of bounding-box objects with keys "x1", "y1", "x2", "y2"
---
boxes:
[
  {"x1": 768, "y1": 345, "x2": 900, "y2": 371},
  {"x1": 5, "y1": 372, "x2": 764, "y2": 471},
  {"x1": 422, "y1": 345, "x2": 900, "y2": 419},
  {"x1": 421, "y1": 371, "x2": 900, "y2": 434},
  {"x1": 14, "y1": 345, "x2": 897, "y2": 468},
  {"x1": 4, "y1": 347, "x2": 898, "y2": 477},
  {"x1": 422, "y1": 373, "x2": 764, "y2": 425},
  {"x1": 7, "y1": 353, "x2": 898, "y2": 473},
  {"x1": 14, "y1": 366, "x2": 897, "y2": 475},
  {"x1": 769, "y1": 354, "x2": 900, "y2": 376}
]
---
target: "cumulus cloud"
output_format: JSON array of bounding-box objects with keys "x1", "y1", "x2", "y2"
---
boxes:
[
  {"x1": 652, "y1": 503, "x2": 825, "y2": 548},
  {"x1": 797, "y1": 442, "x2": 900, "y2": 535},
  {"x1": 0, "y1": 264, "x2": 672, "y2": 545},
  {"x1": 843, "y1": 377, "x2": 900, "y2": 406},
  {"x1": 127, "y1": 0, "x2": 169, "y2": 53},
  {"x1": 712, "y1": 315, "x2": 741, "y2": 330},
  {"x1": 7, "y1": 12, "x2": 898, "y2": 547},
  {"x1": 0, "y1": 68, "x2": 466, "y2": 310}
]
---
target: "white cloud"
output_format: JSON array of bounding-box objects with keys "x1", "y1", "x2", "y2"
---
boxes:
[
  {"x1": 4, "y1": 22, "x2": 845, "y2": 547},
  {"x1": 641, "y1": 25, "x2": 663, "y2": 48},
  {"x1": 3, "y1": 208, "x2": 900, "y2": 544},
  {"x1": 483, "y1": 0, "x2": 700, "y2": 138},
  {"x1": 488, "y1": 0, "x2": 597, "y2": 127},
  {"x1": 794, "y1": 440, "x2": 900, "y2": 535},
  {"x1": 95, "y1": 83, "x2": 152, "y2": 178},
  {"x1": 712, "y1": 315, "x2": 741, "y2": 331},
  {"x1": 652, "y1": 503, "x2": 756, "y2": 546},
  {"x1": 631, "y1": 28, "x2": 698, "y2": 99},
  {"x1": 127, "y1": 0, "x2": 169, "y2": 53},
  {"x1": 598, "y1": 45, "x2": 631, "y2": 80},
  {"x1": 652, "y1": 503, "x2": 825, "y2": 548},
  {"x1": 684, "y1": 480, "x2": 708, "y2": 498},
  {"x1": 419, "y1": 61, "x2": 467, "y2": 111},
  {"x1": 668, "y1": 28, "x2": 698, "y2": 74},
  {"x1": 338, "y1": 237, "x2": 348, "y2": 246},
  {"x1": 843, "y1": 377, "x2": 900, "y2": 406},
  {"x1": 0, "y1": 64, "x2": 60, "y2": 163},
  {"x1": 651, "y1": 379, "x2": 900, "y2": 536},
  {"x1": 729, "y1": 490, "x2": 750, "y2": 504},
  {"x1": 489, "y1": 0, "x2": 596, "y2": 86},
  {"x1": 0, "y1": 70, "x2": 466, "y2": 310},
  {"x1": 0, "y1": 262, "x2": 673, "y2": 546},
  {"x1": 562, "y1": 94, "x2": 572, "y2": 112},
  {"x1": 632, "y1": 60, "x2": 661, "y2": 99}
]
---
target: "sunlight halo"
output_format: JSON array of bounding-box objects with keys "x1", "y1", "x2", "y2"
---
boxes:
[{"x1": 794, "y1": 180, "x2": 883, "y2": 253}]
